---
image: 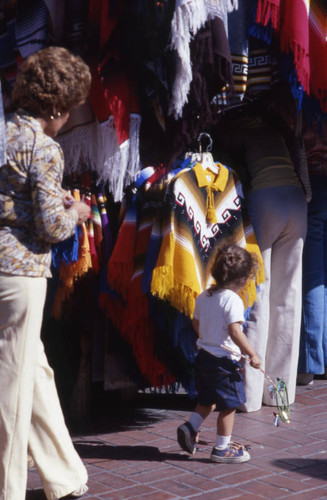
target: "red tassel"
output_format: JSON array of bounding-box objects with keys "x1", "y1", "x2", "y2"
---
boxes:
[{"x1": 256, "y1": 0, "x2": 280, "y2": 29}]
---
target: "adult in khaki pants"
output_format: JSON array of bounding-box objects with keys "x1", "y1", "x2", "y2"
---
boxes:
[{"x1": 0, "y1": 47, "x2": 91, "y2": 500}]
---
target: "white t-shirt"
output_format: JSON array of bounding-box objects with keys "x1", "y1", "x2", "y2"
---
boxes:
[{"x1": 194, "y1": 288, "x2": 245, "y2": 360}]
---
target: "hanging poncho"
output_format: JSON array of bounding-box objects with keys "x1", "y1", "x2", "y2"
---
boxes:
[{"x1": 150, "y1": 163, "x2": 264, "y2": 318}]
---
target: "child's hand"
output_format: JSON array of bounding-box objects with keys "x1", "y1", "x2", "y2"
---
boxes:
[{"x1": 249, "y1": 353, "x2": 261, "y2": 369}]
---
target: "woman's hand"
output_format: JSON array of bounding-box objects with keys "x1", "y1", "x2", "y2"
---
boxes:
[
  {"x1": 69, "y1": 201, "x2": 91, "y2": 224},
  {"x1": 62, "y1": 189, "x2": 75, "y2": 208}
]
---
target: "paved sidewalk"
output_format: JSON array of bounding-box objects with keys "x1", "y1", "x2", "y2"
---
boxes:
[{"x1": 27, "y1": 379, "x2": 327, "y2": 499}]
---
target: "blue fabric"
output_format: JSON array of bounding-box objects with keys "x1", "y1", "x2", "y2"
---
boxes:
[
  {"x1": 194, "y1": 350, "x2": 246, "y2": 409},
  {"x1": 299, "y1": 175, "x2": 327, "y2": 374},
  {"x1": 51, "y1": 226, "x2": 80, "y2": 268}
]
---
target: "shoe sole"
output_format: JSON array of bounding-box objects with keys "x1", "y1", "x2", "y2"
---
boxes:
[
  {"x1": 177, "y1": 426, "x2": 196, "y2": 455},
  {"x1": 210, "y1": 453, "x2": 250, "y2": 464}
]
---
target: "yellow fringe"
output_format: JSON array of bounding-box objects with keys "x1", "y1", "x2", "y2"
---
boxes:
[
  {"x1": 239, "y1": 277, "x2": 258, "y2": 310},
  {"x1": 246, "y1": 237, "x2": 265, "y2": 287},
  {"x1": 170, "y1": 281, "x2": 198, "y2": 318},
  {"x1": 51, "y1": 224, "x2": 92, "y2": 319},
  {"x1": 151, "y1": 235, "x2": 265, "y2": 317},
  {"x1": 238, "y1": 234, "x2": 265, "y2": 309},
  {"x1": 150, "y1": 266, "x2": 175, "y2": 301},
  {"x1": 151, "y1": 266, "x2": 198, "y2": 317}
]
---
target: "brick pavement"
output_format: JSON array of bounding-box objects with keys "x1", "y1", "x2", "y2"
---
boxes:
[{"x1": 27, "y1": 379, "x2": 327, "y2": 499}]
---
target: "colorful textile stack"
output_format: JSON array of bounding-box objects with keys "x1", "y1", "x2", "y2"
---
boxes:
[
  {"x1": 51, "y1": 176, "x2": 107, "y2": 319},
  {"x1": 120, "y1": 207, "x2": 175, "y2": 388},
  {"x1": 103, "y1": 168, "x2": 177, "y2": 388}
]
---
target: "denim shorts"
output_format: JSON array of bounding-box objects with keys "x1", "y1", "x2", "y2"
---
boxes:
[{"x1": 194, "y1": 349, "x2": 246, "y2": 410}]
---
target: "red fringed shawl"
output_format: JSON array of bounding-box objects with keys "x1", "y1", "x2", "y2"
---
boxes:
[
  {"x1": 255, "y1": 0, "x2": 310, "y2": 93},
  {"x1": 255, "y1": 0, "x2": 327, "y2": 111}
]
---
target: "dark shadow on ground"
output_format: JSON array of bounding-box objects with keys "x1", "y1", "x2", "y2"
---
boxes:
[
  {"x1": 135, "y1": 392, "x2": 195, "y2": 411},
  {"x1": 272, "y1": 458, "x2": 327, "y2": 479},
  {"x1": 26, "y1": 491, "x2": 47, "y2": 499},
  {"x1": 73, "y1": 406, "x2": 170, "y2": 436},
  {"x1": 74, "y1": 441, "x2": 211, "y2": 463},
  {"x1": 72, "y1": 390, "x2": 197, "y2": 436},
  {"x1": 26, "y1": 490, "x2": 81, "y2": 499}
]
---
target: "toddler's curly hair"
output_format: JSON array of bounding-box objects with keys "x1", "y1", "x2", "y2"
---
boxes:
[
  {"x1": 207, "y1": 243, "x2": 256, "y2": 295},
  {"x1": 12, "y1": 46, "x2": 91, "y2": 118}
]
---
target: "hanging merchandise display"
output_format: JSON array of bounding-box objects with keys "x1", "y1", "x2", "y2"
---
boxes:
[
  {"x1": 252, "y1": 0, "x2": 327, "y2": 111},
  {"x1": 1, "y1": 0, "x2": 327, "y2": 418},
  {"x1": 103, "y1": 140, "x2": 264, "y2": 394},
  {"x1": 150, "y1": 149, "x2": 264, "y2": 319}
]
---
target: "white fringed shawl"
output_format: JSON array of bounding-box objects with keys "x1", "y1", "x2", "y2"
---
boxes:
[
  {"x1": 57, "y1": 102, "x2": 141, "y2": 202},
  {"x1": 169, "y1": 0, "x2": 236, "y2": 119}
]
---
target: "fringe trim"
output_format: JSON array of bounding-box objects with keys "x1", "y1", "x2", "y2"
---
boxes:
[
  {"x1": 255, "y1": 0, "x2": 280, "y2": 29},
  {"x1": 96, "y1": 114, "x2": 141, "y2": 202},
  {"x1": 280, "y1": 37, "x2": 310, "y2": 93},
  {"x1": 150, "y1": 265, "x2": 175, "y2": 301},
  {"x1": 169, "y1": 0, "x2": 208, "y2": 119},
  {"x1": 151, "y1": 265, "x2": 197, "y2": 318},
  {"x1": 239, "y1": 277, "x2": 259, "y2": 311},
  {"x1": 57, "y1": 122, "x2": 99, "y2": 174},
  {"x1": 238, "y1": 235, "x2": 265, "y2": 310},
  {"x1": 51, "y1": 225, "x2": 92, "y2": 319},
  {"x1": 107, "y1": 261, "x2": 134, "y2": 301},
  {"x1": 59, "y1": 114, "x2": 141, "y2": 203}
]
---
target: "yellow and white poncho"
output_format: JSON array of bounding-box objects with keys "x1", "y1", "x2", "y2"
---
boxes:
[{"x1": 150, "y1": 162, "x2": 264, "y2": 318}]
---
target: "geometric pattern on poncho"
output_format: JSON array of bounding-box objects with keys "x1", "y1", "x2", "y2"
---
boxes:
[{"x1": 151, "y1": 163, "x2": 264, "y2": 318}]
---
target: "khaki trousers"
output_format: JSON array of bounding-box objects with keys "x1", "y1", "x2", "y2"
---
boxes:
[
  {"x1": 242, "y1": 186, "x2": 307, "y2": 412},
  {"x1": 0, "y1": 273, "x2": 87, "y2": 500}
]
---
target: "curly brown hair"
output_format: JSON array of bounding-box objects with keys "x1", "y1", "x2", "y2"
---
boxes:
[
  {"x1": 207, "y1": 244, "x2": 256, "y2": 295},
  {"x1": 12, "y1": 46, "x2": 91, "y2": 118}
]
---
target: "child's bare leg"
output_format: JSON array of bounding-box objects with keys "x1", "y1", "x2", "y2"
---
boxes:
[
  {"x1": 217, "y1": 408, "x2": 236, "y2": 436},
  {"x1": 212, "y1": 408, "x2": 236, "y2": 450},
  {"x1": 211, "y1": 408, "x2": 250, "y2": 463}
]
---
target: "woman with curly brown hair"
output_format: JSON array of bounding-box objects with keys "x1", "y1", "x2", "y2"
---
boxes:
[{"x1": 0, "y1": 47, "x2": 91, "y2": 499}]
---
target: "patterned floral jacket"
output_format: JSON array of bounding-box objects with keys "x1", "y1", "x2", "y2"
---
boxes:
[{"x1": 0, "y1": 113, "x2": 78, "y2": 277}]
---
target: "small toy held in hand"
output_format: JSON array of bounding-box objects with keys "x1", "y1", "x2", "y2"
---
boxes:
[{"x1": 220, "y1": 344, "x2": 290, "y2": 426}]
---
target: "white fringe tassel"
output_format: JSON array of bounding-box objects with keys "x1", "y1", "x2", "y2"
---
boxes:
[
  {"x1": 169, "y1": 0, "x2": 208, "y2": 119},
  {"x1": 96, "y1": 113, "x2": 141, "y2": 202},
  {"x1": 169, "y1": 0, "x2": 235, "y2": 119},
  {"x1": 58, "y1": 113, "x2": 141, "y2": 203}
]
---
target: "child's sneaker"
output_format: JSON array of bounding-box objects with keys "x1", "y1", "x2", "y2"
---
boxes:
[
  {"x1": 210, "y1": 441, "x2": 251, "y2": 463},
  {"x1": 177, "y1": 422, "x2": 198, "y2": 455}
]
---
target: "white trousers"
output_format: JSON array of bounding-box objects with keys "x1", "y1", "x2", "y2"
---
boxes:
[
  {"x1": 242, "y1": 186, "x2": 307, "y2": 412},
  {"x1": 0, "y1": 273, "x2": 87, "y2": 500}
]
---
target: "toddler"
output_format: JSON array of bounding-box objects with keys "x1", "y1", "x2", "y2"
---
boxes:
[{"x1": 177, "y1": 243, "x2": 261, "y2": 463}]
